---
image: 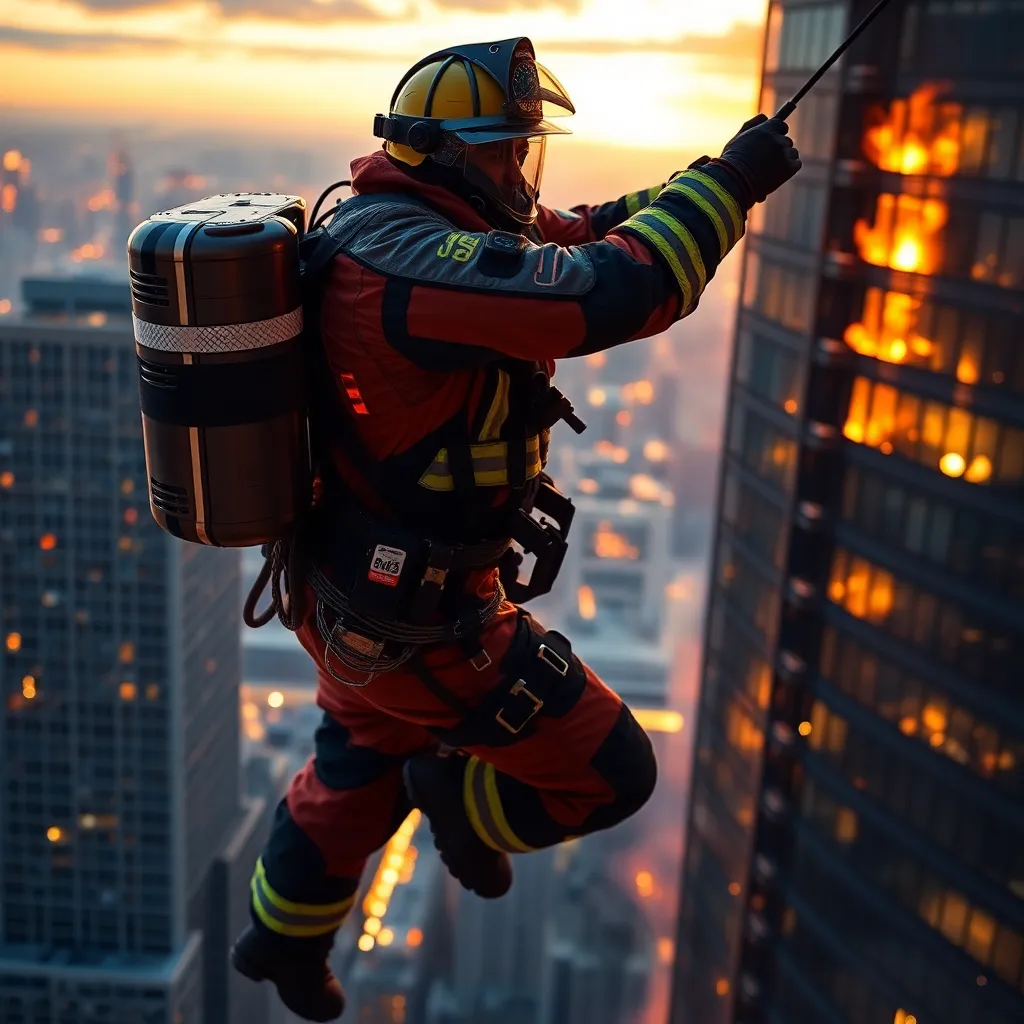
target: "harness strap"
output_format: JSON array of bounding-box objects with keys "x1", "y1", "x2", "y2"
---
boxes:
[{"x1": 422, "y1": 622, "x2": 575, "y2": 749}]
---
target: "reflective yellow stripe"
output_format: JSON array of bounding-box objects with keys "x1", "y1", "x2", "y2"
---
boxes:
[
  {"x1": 642, "y1": 208, "x2": 706, "y2": 294},
  {"x1": 420, "y1": 475, "x2": 454, "y2": 492},
  {"x1": 482, "y1": 762, "x2": 535, "y2": 853},
  {"x1": 472, "y1": 440, "x2": 505, "y2": 461},
  {"x1": 625, "y1": 183, "x2": 665, "y2": 216},
  {"x1": 687, "y1": 168, "x2": 744, "y2": 242},
  {"x1": 249, "y1": 875, "x2": 351, "y2": 938},
  {"x1": 479, "y1": 370, "x2": 510, "y2": 442},
  {"x1": 666, "y1": 181, "x2": 729, "y2": 257},
  {"x1": 254, "y1": 859, "x2": 354, "y2": 917},
  {"x1": 622, "y1": 220, "x2": 693, "y2": 310},
  {"x1": 419, "y1": 437, "x2": 542, "y2": 491},
  {"x1": 464, "y1": 757, "x2": 503, "y2": 851}
]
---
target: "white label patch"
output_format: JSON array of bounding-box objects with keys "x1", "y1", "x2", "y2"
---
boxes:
[{"x1": 368, "y1": 544, "x2": 407, "y2": 587}]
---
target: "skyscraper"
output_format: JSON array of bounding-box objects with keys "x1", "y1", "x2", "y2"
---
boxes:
[
  {"x1": 673, "y1": 3, "x2": 1024, "y2": 1023},
  {"x1": 0, "y1": 274, "x2": 270, "y2": 1024}
]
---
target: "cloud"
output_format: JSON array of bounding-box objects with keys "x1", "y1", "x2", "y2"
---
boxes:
[
  {"x1": 0, "y1": 24, "x2": 177, "y2": 52},
  {"x1": 0, "y1": 23, "x2": 386, "y2": 59},
  {"x1": 543, "y1": 23, "x2": 763, "y2": 61},
  {"x1": 68, "y1": 0, "x2": 388, "y2": 19},
  {"x1": 0, "y1": 19, "x2": 762, "y2": 72},
  {"x1": 432, "y1": 0, "x2": 582, "y2": 9}
]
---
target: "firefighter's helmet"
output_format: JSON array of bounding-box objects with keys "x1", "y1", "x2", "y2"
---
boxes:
[{"x1": 374, "y1": 37, "x2": 575, "y2": 226}]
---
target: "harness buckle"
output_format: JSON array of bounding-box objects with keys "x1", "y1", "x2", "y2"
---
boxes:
[
  {"x1": 537, "y1": 644, "x2": 569, "y2": 677},
  {"x1": 495, "y1": 680, "x2": 544, "y2": 734}
]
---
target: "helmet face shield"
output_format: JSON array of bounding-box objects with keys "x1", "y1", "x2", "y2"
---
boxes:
[{"x1": 462, "y1": 135, "x2": 547, "y2": 225}]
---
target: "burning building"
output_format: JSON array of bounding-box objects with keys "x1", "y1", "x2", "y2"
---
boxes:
[{"x1": 672, "y1": 3, "x2": 1024, "y2": 1024}]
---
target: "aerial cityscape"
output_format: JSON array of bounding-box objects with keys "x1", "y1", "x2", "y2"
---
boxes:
[{"x1": 1, "y1": 1, "x2": 1022, "y2": 1024}]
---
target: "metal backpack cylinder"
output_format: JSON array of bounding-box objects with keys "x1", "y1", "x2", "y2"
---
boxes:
[{"x1": 128, "y1": 192, "x2": 310, "y2": 547}]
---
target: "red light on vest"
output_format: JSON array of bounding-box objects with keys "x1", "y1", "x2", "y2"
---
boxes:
[{"x1": 339, "y1": 372, "x2": 369, "y2": 415}]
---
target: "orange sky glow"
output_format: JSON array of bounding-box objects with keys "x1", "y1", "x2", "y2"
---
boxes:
[{"x1": 1, "y1": 0, "x2": 768, "y2": 158}]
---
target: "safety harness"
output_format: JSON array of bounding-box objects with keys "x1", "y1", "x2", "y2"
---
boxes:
[{"x1": 245, "y1": 191, "x2": 584, "y2": 684}]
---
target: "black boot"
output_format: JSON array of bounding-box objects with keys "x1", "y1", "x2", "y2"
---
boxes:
[
  {"x1": 403, "y1": 753, "x2": 513, "y2": 899},
  {"x1": 230, "y1": 923, "x2": 345, "y2": 1022}
]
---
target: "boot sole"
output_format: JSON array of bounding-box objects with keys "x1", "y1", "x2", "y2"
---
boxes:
[
  {"x1": 230, "y1": 943, "x2": 266, "y2": 984},
  {"x1": 403, "y1": 760, "x2": 512, "y2": 899},
  {"x1": 231, "y1": 943, "x2": 344, "y2": 1023}
]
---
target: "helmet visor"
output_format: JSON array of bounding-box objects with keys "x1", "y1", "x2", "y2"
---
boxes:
[{"x1": 461, "y1": 134, "x2": 547, "y2": 225}]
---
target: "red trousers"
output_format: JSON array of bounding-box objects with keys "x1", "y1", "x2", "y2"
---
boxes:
[{"x1": 249, "y1": 587, "x2": 657, "y2": 942}]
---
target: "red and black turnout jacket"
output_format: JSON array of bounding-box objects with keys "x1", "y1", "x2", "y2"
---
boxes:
[{"x1": 317, "y1": 150, "x2": 751, "y2": 543}]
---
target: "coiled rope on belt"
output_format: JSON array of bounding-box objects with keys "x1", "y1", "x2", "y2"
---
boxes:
[
  {"x1": 307, "y1": 562, "x2": 505, "y2": 684},
  {"x1": 243, "y1": 535, "x2": 506, "y2": 685}
]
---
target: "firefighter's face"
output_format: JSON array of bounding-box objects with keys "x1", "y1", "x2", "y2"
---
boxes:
[{"x1": 468, "y1": 138, "x2": 530, "y2": 190}]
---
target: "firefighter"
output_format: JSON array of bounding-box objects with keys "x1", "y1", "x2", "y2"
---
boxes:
[{"x1": 231, "y1": 37, "x2": 800, "y2": 1021}]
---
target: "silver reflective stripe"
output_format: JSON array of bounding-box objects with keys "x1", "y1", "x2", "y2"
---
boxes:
[
  {"x1": 132, "y1": 307, "x2": 303, "y2": 354},
  {"x1": 172, "y1": 221, "x2": 199, "y2": 325}
]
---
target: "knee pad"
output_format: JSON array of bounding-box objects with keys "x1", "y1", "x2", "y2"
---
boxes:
[{"x1": 591, "y1": 704, "x2": 658, "y2": 826}]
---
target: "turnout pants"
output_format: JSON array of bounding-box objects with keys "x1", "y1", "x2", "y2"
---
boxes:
[{"x1": 249, "y1": 591, "x2": 657, "y2": 944}]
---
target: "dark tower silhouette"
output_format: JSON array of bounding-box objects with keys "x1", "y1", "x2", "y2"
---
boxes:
[
  {"x1": 110, "y1": 148, "x2": 134, "y2": 263},
  {"x1": 672, "y1": 2, "x2": 1024, "y2": 1024}
]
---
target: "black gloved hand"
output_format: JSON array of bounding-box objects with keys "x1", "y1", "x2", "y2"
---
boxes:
[{"x1": 718, "y1": 113, "x2": 801, "y2": 205}]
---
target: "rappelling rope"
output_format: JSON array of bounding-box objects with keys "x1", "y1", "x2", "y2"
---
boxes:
[{"x1": 242, "y1": 535, "x2": 306, "y2": 632}]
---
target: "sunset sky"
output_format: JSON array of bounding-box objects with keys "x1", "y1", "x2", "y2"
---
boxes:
[{"x1": 1, "y1": 0, "x2": 769, "y2": 155}]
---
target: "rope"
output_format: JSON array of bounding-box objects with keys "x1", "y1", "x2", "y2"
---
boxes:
[
  {"x1": 243, "y1": 535, "x2": 506, "y2": 685},
  {"x1": 307, "y1": 562, "x2": 505, "y2": 684},
  {"x1": 242, "y1": 535, "x2": 307, "y2": 632}
]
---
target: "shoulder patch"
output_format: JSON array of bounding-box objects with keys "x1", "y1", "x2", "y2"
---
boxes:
[{"x1": 345, "y1": 206, "x2": 596, "y2": 298}]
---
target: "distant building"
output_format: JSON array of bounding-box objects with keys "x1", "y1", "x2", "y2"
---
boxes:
[
  {"x1": 559, "y1": 445, "x2": 675, "y2": 651},
  {"x1": 672, "y1": 3, "x2": 1024, "y2": 1024},
  {"x1": 110, "y1": 149, "x2": 135, "y2": 264},
  {"x1": 0, "y1": 275, "x2": 271, "y2": 1024},
  {"x1": 538, "y1": 857, "x2": 652, "y2": 1024}
]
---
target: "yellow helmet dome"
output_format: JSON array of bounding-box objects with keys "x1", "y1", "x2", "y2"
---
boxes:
[{"x1": 385, "y1": 59, "x2": 509, "y2": 167}]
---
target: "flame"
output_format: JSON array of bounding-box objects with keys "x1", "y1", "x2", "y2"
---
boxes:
[
  {"x1": 593, "y1": 522, "x2": 639, "y2": 560},
  {"x1": 844, "y1": 288, "x2": 935, "y2": 363},
  {"x1": 39, "y1": 227, "x2": 63, "y2": 244},
  {"x1": 862, "y1": 85, "x2": 962, "y2": 177},
  {"x1": 3, "y1": 150, "x2": 22, "y2": 172},
  {"x1": 1, "y1": 184, "x2": 16, "y2": 214},
  {"x1": 854, "y1": 193, "x2": 947, "y2": 275},
  {"x1": 577, "y1": 585, "x2": 597, "y2": 620}
]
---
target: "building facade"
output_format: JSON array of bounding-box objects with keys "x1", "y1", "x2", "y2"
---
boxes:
[
  {"x1": 0, "y1": 275, "x2": 267, "y2": 1024},
  {"x1": 673, "y1": 3, "x2": 1024, "y2": 1024}
]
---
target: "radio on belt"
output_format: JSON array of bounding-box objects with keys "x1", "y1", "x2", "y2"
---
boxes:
[{"x1": 128, "y1": 193, "x2": 310, "y2": 547}]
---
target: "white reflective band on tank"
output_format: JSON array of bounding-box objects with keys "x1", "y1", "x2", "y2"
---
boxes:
[{"x1": 132, "y1": 307, "x2": 303, "y2": 354}]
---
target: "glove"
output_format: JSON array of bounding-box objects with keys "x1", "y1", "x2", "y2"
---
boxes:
[{"x1": 718, "y1": 113, "x2": 802, "y2": 205}]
